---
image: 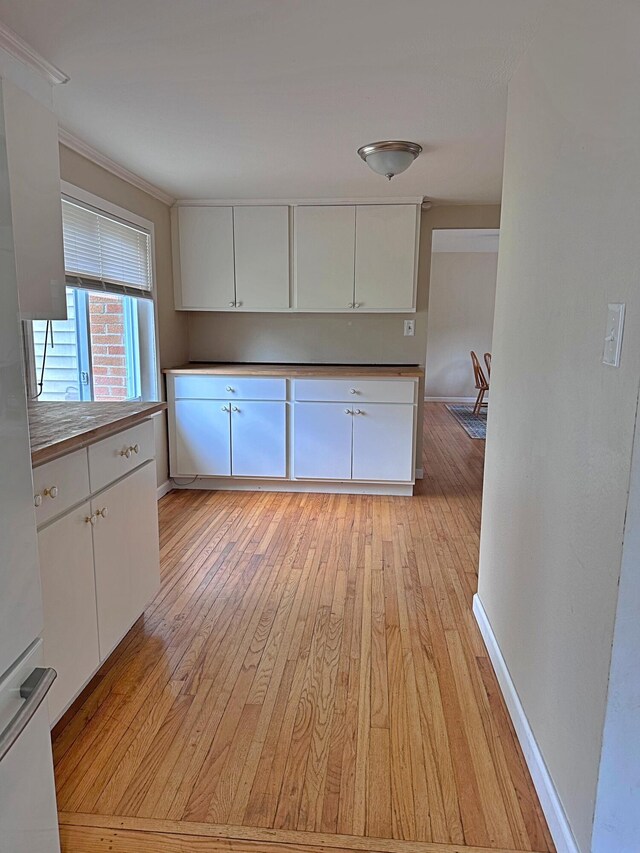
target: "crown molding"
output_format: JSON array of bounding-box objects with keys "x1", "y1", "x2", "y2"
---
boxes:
[
  {"x1": 175, "y1": 196, "x2": 425, "y2": 207},
  {"x1": 58, "y1": 128, "x2": 175, "y2": 206},
  {"x1": 0, "y1": 21, "x2": 69, "y2": 85}
]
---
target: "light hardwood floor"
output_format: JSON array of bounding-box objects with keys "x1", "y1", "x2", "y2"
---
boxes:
[{"x1": 54, "y1": 404, "x2": 554, "y2": 853}]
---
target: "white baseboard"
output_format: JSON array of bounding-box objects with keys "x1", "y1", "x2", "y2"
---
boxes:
[
  {"x1": 415, "y1": 467, "x2": 424, "y2": 479},
  {"x1": 157, "y1": 480, "x2": 173, "y2": 500},
  {"x1": 424, "y1": 395, "x2": 480, "y2": 403},
  {"x1": 472, "y1": 595, "x2": 579, "y2": 853},
  {"x1": 170, "y1": 477, "x2": 413, "y2": 497}
]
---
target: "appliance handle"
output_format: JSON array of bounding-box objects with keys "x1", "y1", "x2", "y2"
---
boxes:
[{"x1": 0, "y1": 667, "x2": 57, "y2": 763}]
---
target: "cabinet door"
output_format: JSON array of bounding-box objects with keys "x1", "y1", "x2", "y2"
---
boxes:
[
  {"x1": 173, "y1": 399, "x2": 231, "y2": 476},
  {"x1": 352, "y1": 404, "x2": 415, "y2": 482},
  {"x1": 2, "y1": 79, "x2": 66, "y2": 320},
  {"x1": 176, "y1": 206, "x2": 235, "y2": 309},
  {"x1": 38, "y1": 502, "x2": 100, "y2": 723},
  {"x1": 231, "y1": 401, "x2": 286, "y2": 478},
  {"x1": 92, "y1": 461, "x2": 160, "y2": 659},
  {"x1": 292, "y1": 402, "x2": 353, "y2": 480},
  {"x1": 294, "y1": 206, "x2": 355, "y2": 310},
  {"x1": 354, "y1": 205, "x2": 418, "y2": 311},
  {"x1": 234, "y1": 206, "x2": 289, "y2": 309}
]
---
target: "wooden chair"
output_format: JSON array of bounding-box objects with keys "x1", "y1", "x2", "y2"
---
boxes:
[
  {"x1": 470, "y1": 351, "x2": 489, "y2": 415},
  {"x1": 484, "y1": 352, "x2": 491, "y2": 377}
]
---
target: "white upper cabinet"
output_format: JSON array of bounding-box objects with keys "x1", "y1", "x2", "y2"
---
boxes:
[
  {"x1": 294, "y1": 205, "x2": 356, "y2": 311},
  {"x1": 1, "y1": 79, "x2": 66, "y2": 320},
  {"x1": 174, "y1": 206, "x2": 235, "y2": 309},
  {"x1": 233, "y1": 206, "x2": 289, "y2": 309},
  {"x1": 354, "y1": 205, "x2": 418, "y2": 311},
  {"x1": 172, "y1": 201, "x2": 420, "y2": 313}
]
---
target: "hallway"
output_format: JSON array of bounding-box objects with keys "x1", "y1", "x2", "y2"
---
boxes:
[{"x1": 54, "y1": 405, "x2": 553, "y2": 853}]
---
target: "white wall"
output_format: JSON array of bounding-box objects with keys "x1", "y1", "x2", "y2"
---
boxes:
[
  {"x1": 476, "y1": 1, "x2": 640, "y2": 851},
  {"x1": 425, "y1": 249, "x2": 498, "y2": 399}
]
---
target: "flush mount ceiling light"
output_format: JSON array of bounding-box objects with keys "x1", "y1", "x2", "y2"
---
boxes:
[{"x1": 357, "y1": 140, "x2": 422, "y2": 180}]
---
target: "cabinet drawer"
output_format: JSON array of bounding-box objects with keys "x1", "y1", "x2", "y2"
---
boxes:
[
  {"x1": 173, "y1": 375, "x2": 286, "y2": 401},
  {"x1": 33, "y1": 449, "x2": 90, "y2": 527},
  {"x1": 292, "y1": 378, "x2": 416, "y2": 404},
  {"x1": 88, "y1": 420, "x2": 155, "y2": 493}
]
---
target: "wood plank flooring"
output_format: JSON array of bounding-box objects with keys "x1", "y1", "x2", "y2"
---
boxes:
[{"x1": 55, "y1": 404, "x2": 554, "y2": 853}]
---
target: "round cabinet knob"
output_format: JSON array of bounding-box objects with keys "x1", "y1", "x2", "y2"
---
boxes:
[
  {"x1": 221, "y1": 406, "x2": 227, "y2": 412},
  {"x1": 344, "y1": 409, "x2": 352, "y2": 414},
  {"x1": 97, "y1": 507, "x2": 108, "y2": 518},
  {"x1": 132, "y1": 444, "x2": 139, "y2": 454},
  {"x1": 232, "y1": 406, "x2": 240, "y2": 412},
  {"x1": 229, "y1": 301, "x2": 235, "y2": 307},
  {"x1": 350, "y1": 388, "x2": 357, "y2": 394},
  {"x1": 347, "y1": 303, "x2": 354, "y2": 309},
  {"x1": 226, "y1": 386, "x2": 234, "y2": 392},
  {"x1": 354, "y1": 303, "x2": 361, "y2": 308},
  {"x1": 43, "y1": 486, "x2": 58, "y2": 499},
  {"x1": 34, "y1": 494, "x2": 43, "y2": 508},
  {"x1": 354, "y1": 409, "x2": 362, "y2": 415},
  {"x1": 85, "y1": 513, "x2": 96, "y2": 526},
  {"x1": 120, "y1": 447, "x2": 131, "y2": 458},
  {"x1": 235, "y1": 301, "x2": 242, "y2": 307}
]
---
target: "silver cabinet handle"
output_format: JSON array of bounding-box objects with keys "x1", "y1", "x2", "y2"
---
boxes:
[{"x1": 0, "y1": 667, "x2": 57, "y2": 763}]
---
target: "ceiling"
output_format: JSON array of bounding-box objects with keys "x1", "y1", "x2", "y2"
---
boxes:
[{"x1": 0, "y1": 1, "x2": 546, "y2": 202}]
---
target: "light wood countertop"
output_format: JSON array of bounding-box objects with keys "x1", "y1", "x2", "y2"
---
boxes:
[
  {"x1": 164, "y1": 363, "x2": 424, "y2": 378},
  {"x1": 28, "y1": 401, "x2": 167, "y2": 467}
]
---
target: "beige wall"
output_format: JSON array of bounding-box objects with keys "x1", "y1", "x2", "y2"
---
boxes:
[
  {"x1": 425, "y1": 251, "x2": 498, "y2": 399},
  {"x1": 477, "y1": 1, "x2": 640, "y2": 850},
  {"x1": 59, "y1": 145, "x2": 189, "y2": 487},
  {"x1": 188, "y1": 203, "x2": 501, "y2": 457}
]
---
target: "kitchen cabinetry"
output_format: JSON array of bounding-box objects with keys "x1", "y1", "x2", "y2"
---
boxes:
[
  {"x1": 33, "y1": 418, "x2": 160, "y2": 724},
  {"x1": 174, "y1": 205, "x2": 290, "y2": 310},
  {"x1": 1, "y1": 78, "x2": 66, "y2": 320},
  {"x1": 172, "y1": 381, "x2": 287, "y2": 479},
  {"x1": 167, "y1": 370, "x2": 418, "y2": 494},
  {"x1": 38, "y1": 502, "x2": 99, "y2": 723},
  {"x1": 92, "y1": 461, "x2": 159, "y2": 658},
  {"x1": 233, "y1": 206, "x2": 289, "y2": 309},
  {"x1": 354, "y1": 205, "x2": 418, "y2": 311},
  {"x1": 293, "y1": 205, "x2": 356, "y2": 311},
  {"x1": 172, "y1": 201, "x2": 420, "y2": 313}
]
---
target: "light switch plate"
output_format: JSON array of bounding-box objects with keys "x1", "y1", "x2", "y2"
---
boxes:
[
  {"x1": 404, "y1": 319, "x2": 415, "y2": 337},
  {"x1": 602, "y1": 303, "x2": 625, "y2": 367}
]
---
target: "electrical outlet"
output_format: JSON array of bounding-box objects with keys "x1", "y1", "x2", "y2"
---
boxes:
[{"x1": 404, "y1": 319, "x2": 415, "y2": 337}]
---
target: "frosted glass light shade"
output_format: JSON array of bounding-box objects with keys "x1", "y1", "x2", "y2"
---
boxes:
[{"x1": 357, "y1": 141, "x2": 422, "y2": 180}]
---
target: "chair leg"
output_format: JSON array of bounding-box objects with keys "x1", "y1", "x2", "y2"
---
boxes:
[{"x1": 474, "y1": 388, "x2": 484, "y2": 415}]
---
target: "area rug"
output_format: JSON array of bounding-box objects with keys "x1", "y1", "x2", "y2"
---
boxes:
[{"x1": 445, "y1": 404, "x2": 487, "y2": 439}]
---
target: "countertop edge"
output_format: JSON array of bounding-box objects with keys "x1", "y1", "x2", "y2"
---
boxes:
[
  {"x1": 30, "y1": 402, "x2": 167, "y2": 467},
  {"x1": 163, "y1": 364, "x2": 424, "y2": 379}
]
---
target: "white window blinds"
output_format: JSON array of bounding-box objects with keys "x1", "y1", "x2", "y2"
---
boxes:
[{"x1": 62, "y1": 198, "x2": 152, "y2": 294}]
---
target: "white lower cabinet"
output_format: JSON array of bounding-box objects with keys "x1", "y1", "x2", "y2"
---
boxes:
[
  {"x1": 174, "y1": 399, "x2": 231, "y2": 476},
  {"x1": 292, "y1": 403, "x2": 353, "y2": 480},
  {"x1": 38, "y1": 501, "x2": 100, "y2": 723},
  {"x1": 352, "y1": 404, "x2": 415, "y2": 482},
  {"x1": 168, "y1": 373, "x2": 418, "y2": 491},
  {"x1": 92, "y1": 461, "x2": 160, "y2": 659},
  {"x1": 231, "y1": 401, "x2": 287, "y2": 478},
  {"x1": 35, "y1": 424, "x2": 161, "y2": 725}
]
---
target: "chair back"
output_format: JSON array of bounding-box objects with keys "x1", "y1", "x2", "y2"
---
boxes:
[
  {"x1": 470, "y1": 351, "x2": 489, "y2": 391},
  {"x1": 484, "y1": 352, "x2": 491, "y2": 377}
]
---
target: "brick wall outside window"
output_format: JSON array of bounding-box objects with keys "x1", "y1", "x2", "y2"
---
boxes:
[{"x1": 89, "y1": 293, "x2": 128, "y2": 400}]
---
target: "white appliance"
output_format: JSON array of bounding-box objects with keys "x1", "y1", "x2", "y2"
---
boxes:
[{"x1": 0, "y1": 84, "x2": 61, "y2": 852}]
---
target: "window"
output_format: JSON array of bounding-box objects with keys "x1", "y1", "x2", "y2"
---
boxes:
[{"x1": 31, "y1": 194, "x2": 158, "y2": 402}]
